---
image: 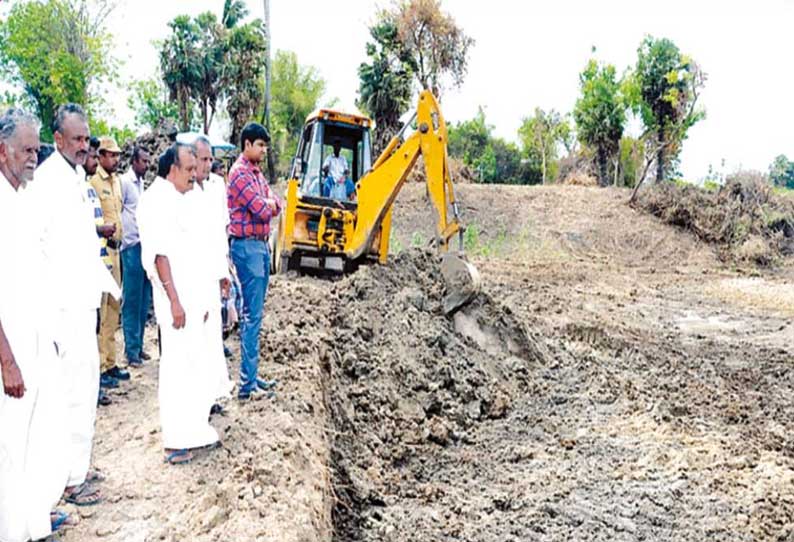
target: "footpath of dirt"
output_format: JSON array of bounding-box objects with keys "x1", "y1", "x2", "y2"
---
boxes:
[
  {"x1": 60, "y1": 320, "x2": 333, "y2": 542},
  {"x1": 62, "y1": 184, "x2": 794, "y2": 542}
]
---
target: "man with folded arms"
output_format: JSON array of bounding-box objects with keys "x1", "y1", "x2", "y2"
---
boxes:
[{"x1": 227, "y1": 123, "x2": 281, "y2": 401}]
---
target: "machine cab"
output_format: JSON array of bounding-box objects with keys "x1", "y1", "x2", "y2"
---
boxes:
[{"x1": 291, "y1": 109, "x2": 373, "y2": 208}]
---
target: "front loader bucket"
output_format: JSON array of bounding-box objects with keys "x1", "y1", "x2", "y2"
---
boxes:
[{"x1": 440, "y1": 252, "x2": 481, "y2": 315}]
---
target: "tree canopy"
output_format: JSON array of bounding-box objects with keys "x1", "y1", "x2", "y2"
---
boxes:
[
  {"x1": 627, "y1": 35, "x2": 706, "y2": 183},
  {"x1": 269, "y1": 50, "x2": 327, "y2": 174},
  {"x1": 769, "y1": 155, "x2": 794, "y2": 189},
  {"x1": 518, "y1": 108, "x2": 572, "y2": 185},
  {"x1": 390, "y1": 0, "x2": 474, "y2": 95},
  {"x1": 358, "y1": 0, "x2": 472, "y2": 154},
  {"x1": 573, "y1": 59, "x2": 626, "y2": 186},
  {"x1": 157, "y1": 2, "x2": 267, "y2": 142},
  {"x1": 0, "y1": 0, "x2": 117, "y2": 140}
]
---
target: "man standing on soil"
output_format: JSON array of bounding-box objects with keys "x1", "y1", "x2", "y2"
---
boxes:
[
  {"x1": 0, "y1": 108, "x2": 71, "y2": 542},
  {"x1": 188, "y1": 136, "x2": 233, "y2": 406},
  {"x1": 120, "y1": 146, "x2": 153, "y2": 368},
  {"x1": 90, "y1": 137, "x2": 129, "y2": 389},
  {"x1": 227, "y1": 123, "x2": 281, "y2": 401},
  {"x1": 138, "y1": 143, "x2": 219, "y2": 464},
  {"x1": 33, "y1": 103, "x2": 120, "y2": 506}
]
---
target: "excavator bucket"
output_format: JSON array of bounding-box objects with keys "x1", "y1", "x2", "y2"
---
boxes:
[{"x1": 440, "y1": 252, "x2": 481, "y2": 315}]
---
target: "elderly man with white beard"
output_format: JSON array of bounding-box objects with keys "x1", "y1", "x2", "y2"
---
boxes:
[
  {"x1": 138, "y1": 143, "x2": 222, "y2": 465},
  {"x1": 0, "y1": 108, "x2": 72, "y2": 541},
  {"x1": 32, "y1": 103, "x2": 120, "y2": 507}
]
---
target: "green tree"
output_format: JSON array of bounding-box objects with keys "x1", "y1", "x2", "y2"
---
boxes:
[
  {"x1": 490, "y1": 138, "x2": 526, "y2": 184},
  {"x1": 358, "y1": 0, "x2": 472, "y2": 154},
  {"x1": 357, "y1": 17, "x2": 414, "y2": 154},
  {"x1": 573, "y1": 59, "x2": 626, "y2": 186},
  {"x1": 448, "y1": 106, "x2": 491, "y2": 167},
  {"x1": 269, "y1": 50, "x2": 326, "y2": 173},
  {"x1": 448, "y1": 108, "x2": 537, "y2": 184},
  {"x1": 193, "y1": 12, "x2": 225, "y2": 134},
  {"x1": 518, "y1": 108, "x2": 571, "y2": 184},
  {"x1": 769, "y1": 155, "x2": 794, "y2": 189},
  {"x1": 127, "y1": 77, "x2": 179, "y2": 131},
  {"x1": 158, "y1": 3, "x2": 267, "y2": 142},
  {"x1": 221, "y1": 0, "x2": 248, "y2": 29},
  {"x1": 617, "y1": 136, "x2": 644, "y2": 188},
  {"x1": 89, "y1": 118, "x2": 136, "y2": 146},
  {"x1": 629, "y1": 36, "x2": 706, "y2": 183},
  {"x1": 0, "y1": 0, "x2": 117, "y2": 140},
  {"x1": 222, "y1": 19, "x2": 267, "y2": 145},
  {"x1": 158, "y1": 15, "x2": 201, "y2": 131}
]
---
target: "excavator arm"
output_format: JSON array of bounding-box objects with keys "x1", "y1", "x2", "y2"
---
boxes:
[
  {"x1": 347, "y1": 90, "x2": 480, "y2": 313},
  {"x1": 276, "y1": 90, "x2": 479, "y2": 312},
  {"x1": 347, "y1": 91, "x2": 463, "y2": 259}
]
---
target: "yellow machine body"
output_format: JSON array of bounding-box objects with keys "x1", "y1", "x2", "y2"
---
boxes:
[{"x1": 272, "y1": 91, "x2": 467, "y2": 277}]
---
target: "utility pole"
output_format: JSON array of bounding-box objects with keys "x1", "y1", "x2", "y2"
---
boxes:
[{"x1": 262, "y1": 0, "x2": 276, "y2": 184}]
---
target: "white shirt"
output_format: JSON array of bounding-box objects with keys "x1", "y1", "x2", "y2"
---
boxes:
[
  {"x1": 205, "y1": 173, "x2": 230, "y2": 229},
  {"x1": 0, "y1": 172, "x2": 48, "y2": 363},
  {"x1": 186, "y1": 175, "x2": 229, "y2": 307},
  {"x1": 138, "y1": 178, "x2": 209, "y2": 317},
  {"x1": 323, "y1": 154, "x2": 348, "y2": 181},
  {"x1": 31, "y1": 151, "x2": 120, "y2": 313}
]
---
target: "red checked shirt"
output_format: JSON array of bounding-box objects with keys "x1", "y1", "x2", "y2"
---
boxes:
[{"x1": 227, "y1": 155, "x2": 282, "y2": 238}]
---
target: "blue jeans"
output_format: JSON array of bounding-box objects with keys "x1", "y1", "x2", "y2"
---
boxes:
[
  {"x1": 121, "y1": 243, "x2": 151, "y2": 361},
  {"x1": 230, "y1": 238, "x2": 271, "y2": 394}
]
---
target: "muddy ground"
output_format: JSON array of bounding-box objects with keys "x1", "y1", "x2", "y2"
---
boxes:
[{"x1": 61, "y1": 185, "x2": 794, "y2": 542}]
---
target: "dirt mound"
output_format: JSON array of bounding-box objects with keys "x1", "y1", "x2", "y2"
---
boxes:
[
  {"x1": 635, "y1": 175, "x2": 794, "y2": 265},
  {"x1": 390, "y1": 184, "x2": 719, "y2": 272},
  {"x1": 262, "y1": 249, "x2": 550, "y2": 540}
]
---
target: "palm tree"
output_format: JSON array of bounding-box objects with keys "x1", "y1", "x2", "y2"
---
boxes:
[
  {"x1": 159, "y1": 15, "x2": 201, "y2": 131},
  {"x1": 222, "y1": 0, "x2": 249, "y2": 29}
]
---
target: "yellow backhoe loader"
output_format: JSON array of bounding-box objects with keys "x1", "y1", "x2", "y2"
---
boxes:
[{"x1": 270, "y1": 90, "x2": 480, "y2": 313}]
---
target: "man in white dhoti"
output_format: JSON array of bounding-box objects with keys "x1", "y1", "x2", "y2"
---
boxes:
[
  {"x1": 33, "y1": 104, "x2": 120, "y2": 506},
  {"x1": 137, "y1": 143, "x2": 220, "y2": 465},
  {"x1": 0, "y1": 109, "x2": 71, "y2": 541},
  {"x1": 189, "y1": 136, "x2": 233, "y2": 410}
]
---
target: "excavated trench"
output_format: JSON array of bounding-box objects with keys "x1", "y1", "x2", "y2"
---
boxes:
[
  {"x1": 270, "y1": 250, "x2": 552, "y2": 541},
  {"x1": 59, "y1": 186, "x2": 794, "y2": 542},
  {"x1": 266, "y1": 248, "x2": 794, "y2": 542}
]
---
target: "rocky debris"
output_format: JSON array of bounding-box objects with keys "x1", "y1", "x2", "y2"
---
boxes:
[{"x1": 118, "y1": 119, "x2": 178, "y2": 186}]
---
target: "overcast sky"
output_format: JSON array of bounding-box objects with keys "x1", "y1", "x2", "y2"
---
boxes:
[{"x1": 11, "y1": 0, "x2": 794, "y2": 179}]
